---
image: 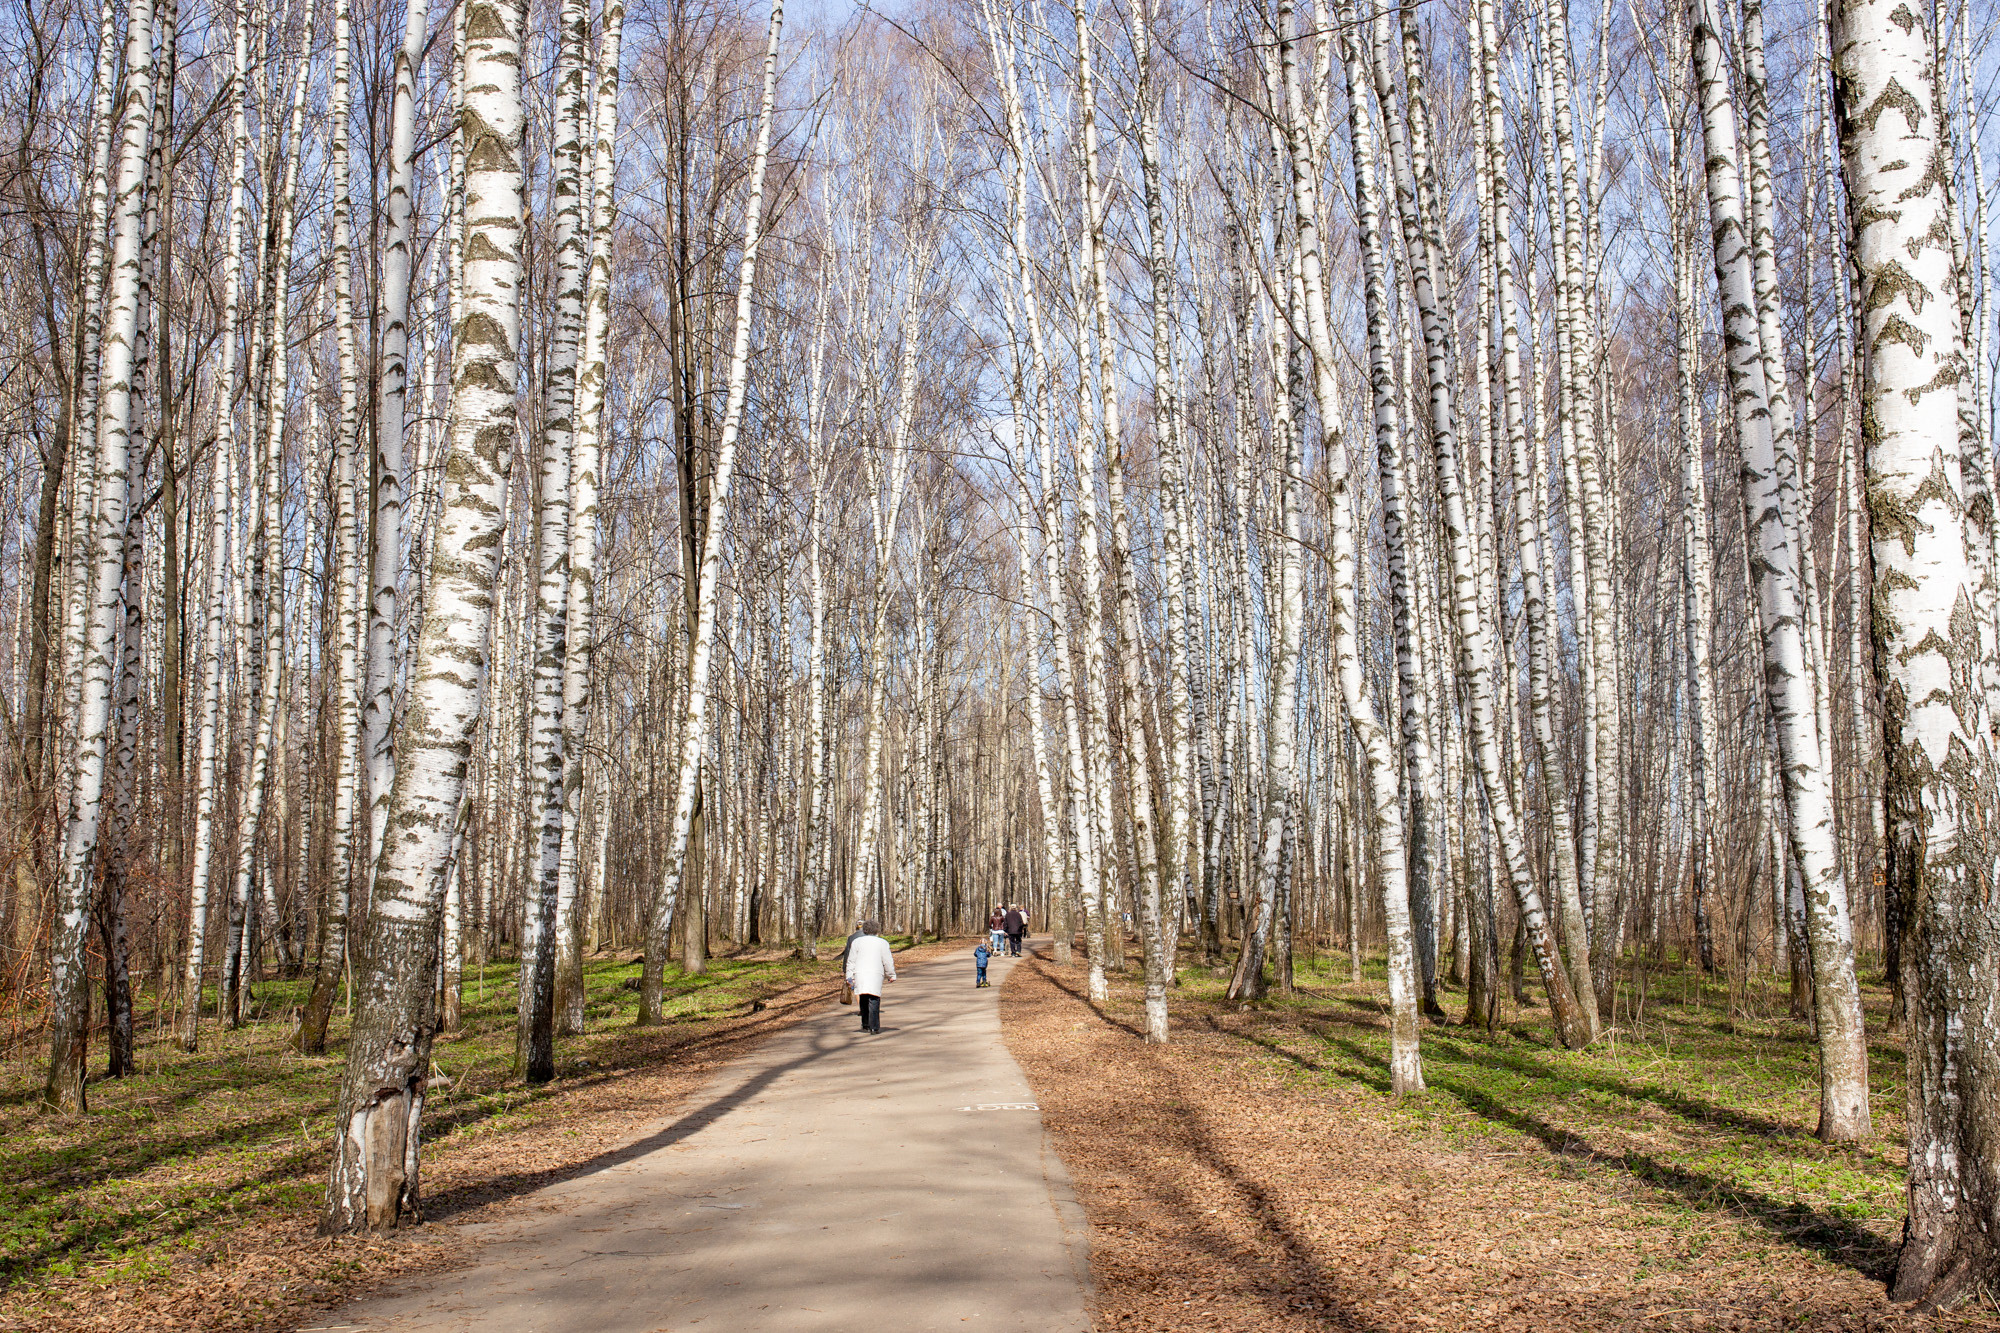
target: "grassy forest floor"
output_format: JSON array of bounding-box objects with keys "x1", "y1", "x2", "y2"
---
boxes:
[
  {"x1": 1003, "y1": 943, "x2": 1999, "y2": 1332},
  {"x1": 0, "y1": 933, "x2": 959, "y2": 1332}
]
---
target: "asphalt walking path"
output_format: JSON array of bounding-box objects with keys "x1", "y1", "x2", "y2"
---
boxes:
[{"x1": 320, "y1": 939, "x2": 1091, "y2": 1333}]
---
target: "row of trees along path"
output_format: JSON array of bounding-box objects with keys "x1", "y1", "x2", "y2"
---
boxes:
[{"x1": 0, "y1": 0, "x2": 1998, "y2": 1310}]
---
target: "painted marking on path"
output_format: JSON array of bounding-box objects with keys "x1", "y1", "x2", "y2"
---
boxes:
[{"x1": 957, "y1": 1103, "x2": 1040, "y2": 1112}]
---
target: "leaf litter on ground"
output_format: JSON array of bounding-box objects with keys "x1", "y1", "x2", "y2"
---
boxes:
[{"x1": 1001, "y1": 944, "x2": 2000, "y2": 1333}]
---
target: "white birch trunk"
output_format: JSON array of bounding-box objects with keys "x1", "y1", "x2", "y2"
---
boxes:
[
  {"x1": 1690, "y1": 0, "x2": 1869, "y2": 1141},
  {"x1": 1374, "y1": 0, "x2": 1595, "y2": 1047},
  {"x1": 323, "y1": 0, "x2": 523, "y2": 1230},
  {"x1": 179, "y1": 3, "x2": 251, "y2": 1055},
  {"x1": 300, "y1": 0, "x2": 363, "y2": 1055},
  {"x1": 225, "y1": 0, "x2": 315, "y2": 1031},
  {"x1": 1277, "y1": 0, "x2": 1420, "y2": 1091},
  {"x1": 849, "y1": 244, "x2": 924, "y2": 928},
  {"x1": 1832, "y1": 0, "x2": 2000, "y2": 1300},
  {"x1": 1127, "y1": 0, "x2": 1187, "y2": 1041},
  {"x1": 558, "y1": 0, "x2": 624, "y2": 1032},
  {"x1": 520, "y1": 0, "x2": 590, "y2": 1083},
  {"x1": 45, "y1": 0, "x2": 158, "y2": 1113},
  {"x1": 58, "y1": 0, "x2": 125, "y2": 746},
  {"x1": 1068, "y1": 0, "x2": 1152, "y2": 998},
  {"x1": 797, "y1": 261, "x2": 831, "y2": 958},
  {"x1": 985, "y1": 0, "x2": 1093, "y2": 970},
  {"x1": 364, "y1": 0, "x2": 430, "y2": 870},
  {"x1": 638, "y1": 0, "x2": 783, "y2": 1023}
]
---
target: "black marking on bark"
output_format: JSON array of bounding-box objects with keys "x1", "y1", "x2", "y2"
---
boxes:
[{"x1": 1857, "y1": 76, "x2": 1925, "y2": 135}]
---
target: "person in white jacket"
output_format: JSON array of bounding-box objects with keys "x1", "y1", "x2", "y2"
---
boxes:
[{"x1": 844, "y1": 921, "x2": 896, "y2": 1034}]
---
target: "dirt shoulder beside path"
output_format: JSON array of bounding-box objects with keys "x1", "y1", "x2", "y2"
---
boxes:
[
  {"x1": 1002, "y1": 948, "x2": 1995, "y2": 1333},
  {"x1": 0, "y1": 936, "x2": 970, "y2": 1333}
]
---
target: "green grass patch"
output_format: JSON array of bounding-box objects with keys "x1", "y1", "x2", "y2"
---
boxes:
[{"x1": 1174, "y1": 949, "x2": 1907, "y2": 1278}]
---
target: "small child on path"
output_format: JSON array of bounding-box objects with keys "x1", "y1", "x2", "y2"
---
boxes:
[{"x1": 973, "y1": 941, "x2": 991, "y2": 987}]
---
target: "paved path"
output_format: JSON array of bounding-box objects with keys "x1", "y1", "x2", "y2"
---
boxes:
[{"x1": 318, "y1": 940, "x2": 1090, "y2": 1333}]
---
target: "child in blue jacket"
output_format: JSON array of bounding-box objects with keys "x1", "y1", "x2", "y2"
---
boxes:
[{"x1": 973, "y1": 941, "x2": 992, "y2": 988}]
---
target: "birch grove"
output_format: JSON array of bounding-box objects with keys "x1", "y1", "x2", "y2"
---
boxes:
[{"x1": 1, "y1": 0, "x2": 1999, "y2": 1300}]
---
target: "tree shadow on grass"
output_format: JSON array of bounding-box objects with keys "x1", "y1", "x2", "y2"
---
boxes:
[
  {"x1": 0, "y1": 1122, "x2": 332, "y2": 1287},
  {"x1": 1269, "y1": 1006, "x2": 1841, "y2": 1152},
  {"x1": 1425, "y1": 1032, "x2": 1807, "y2": 1143},
  {"x1": 0, "y1": 1063, "x2": 336, "y2": 1223},
  {"x1": 1312, "y1": 1034, "x2": 1898, "y2": 1282}
]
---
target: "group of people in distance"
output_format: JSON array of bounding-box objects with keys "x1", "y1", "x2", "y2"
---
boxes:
[
  {"x1": 975, "y1": 905, "x2": 1027, "y2": 987},
  {"x1": 838, "y1": 906, "x2": 1031, "y2": 1035}
]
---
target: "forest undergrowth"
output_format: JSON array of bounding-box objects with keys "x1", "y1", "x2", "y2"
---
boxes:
[
  {"x1": 0, "y1": 933, "x2": 947, "y2": 1332},
  {"x1": 1005, "y1": 941, "x2": 1996, "y2": 1333}
]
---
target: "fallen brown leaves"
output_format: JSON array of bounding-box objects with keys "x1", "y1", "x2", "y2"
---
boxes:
[{"x1": 1002, "y1": 952, "x2": 1998, "y2": 1333}]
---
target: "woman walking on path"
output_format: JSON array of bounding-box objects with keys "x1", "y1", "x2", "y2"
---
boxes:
[
  {"x1": 987, "y1": 909, "x2": 1006, "y2": 955},
  {"x1": 845, "y1": 921, "x2": 896, "y2": 1034}
]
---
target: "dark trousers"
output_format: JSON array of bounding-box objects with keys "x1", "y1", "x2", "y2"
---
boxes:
[
  {"x1": 859, "y1": 993, "x2": 881, "y2": 1031},
  {"x1": 1006, "y1": 933, "x2": 1023, "y2": 956},
  {"x1": 976, "y1": 965, "x2": 988, "y2": 984}
]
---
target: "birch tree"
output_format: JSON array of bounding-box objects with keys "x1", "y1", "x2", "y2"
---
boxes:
[
  {"x1": 558, "y1": 0, "x2": 625, "y2": 1036},
  {"x1": 181, "y1": 0, "x2": 252, "y2": 1054},
  {"x1": 363, "y1": 0, "x2": 430, "y2": 870},
  {"x1": 1274, "y1": 0, "x2": 1420, "y2": 1091},
  {"x1": 44, "y1": 0, "x2": 159, "y2": 1114},
  {"x1": 1833, "y1": 0, "x2": 2000, "y2": 1301},
  {"x1": 638, "y1": 0, "x2": 783, "y2": 1025},
  {"x1": 1689, "y1": 0, "x2": 1870, "y2": 1143},
  {"x1": 520, "y1": 0, "x2": 591, "y2": 1086},
  {"x1": 323, "y1": 0, "x2": 523, "y2": 1230}
]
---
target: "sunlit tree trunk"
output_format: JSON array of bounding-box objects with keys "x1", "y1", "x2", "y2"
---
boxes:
[
  {"x1": 558, "y1": 0, "x2": 624, "y2": 1031},
  {"x1": 1283, "y1": 0, "x2": 1420, "y2": 1091},
  {"x1": 363, "y1": 0, "x2": 430, "y2": 871},
  {"x1": 180, "y1": 2, "x2": 252, "y2": 1055},
  {"x1": 848, "y1": 241, "x2": 922, "y2": 928},
  {"x1": 45, "y1": 0, "x2": 159, "y2": 1114},
  {"x1": 638, "y1": 0, "x2": 783, "y2": 1025},
  {"x1": 1227, "y1": 255, "x2": 1303, "y2": 1006},
  {"x1": 1690, "y1": 0, "x2": 1868, "y2": 1142},
  {"x1": 224, "y1": 0, "x2": 314, "y2": 1031},
  {"x1": 299, "y1": 0, "x2": 362, "y2": 1056},
  {"x1": 797, "y1": 262, "x2": 831, "y2": 959},
  {"x1": 981, "y1": 0, "x2": 1089, "y2": 969},
  {"x1": 1127, "y1": 0, "x2": 1186, "y2": 1040},
  {"x1": 520, "y1": 0, "x2": 590, "y2": 1085},
  {"x1": 1832, "y1": 0, "x2": 2000, "y2": 1301},
  {"x1": 1375, "y1": 0, "x2": 1594, "y2": 1048},
  {"x1": 1677, "y1": 165, "x2": 1720, "y2": 977},
  {"x1": 1338, "y1": 0, "x2": 1431, "y2": 1024},
  {"x1": 323, "y1": 0, "x2": 523, "y2": 1230}
]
